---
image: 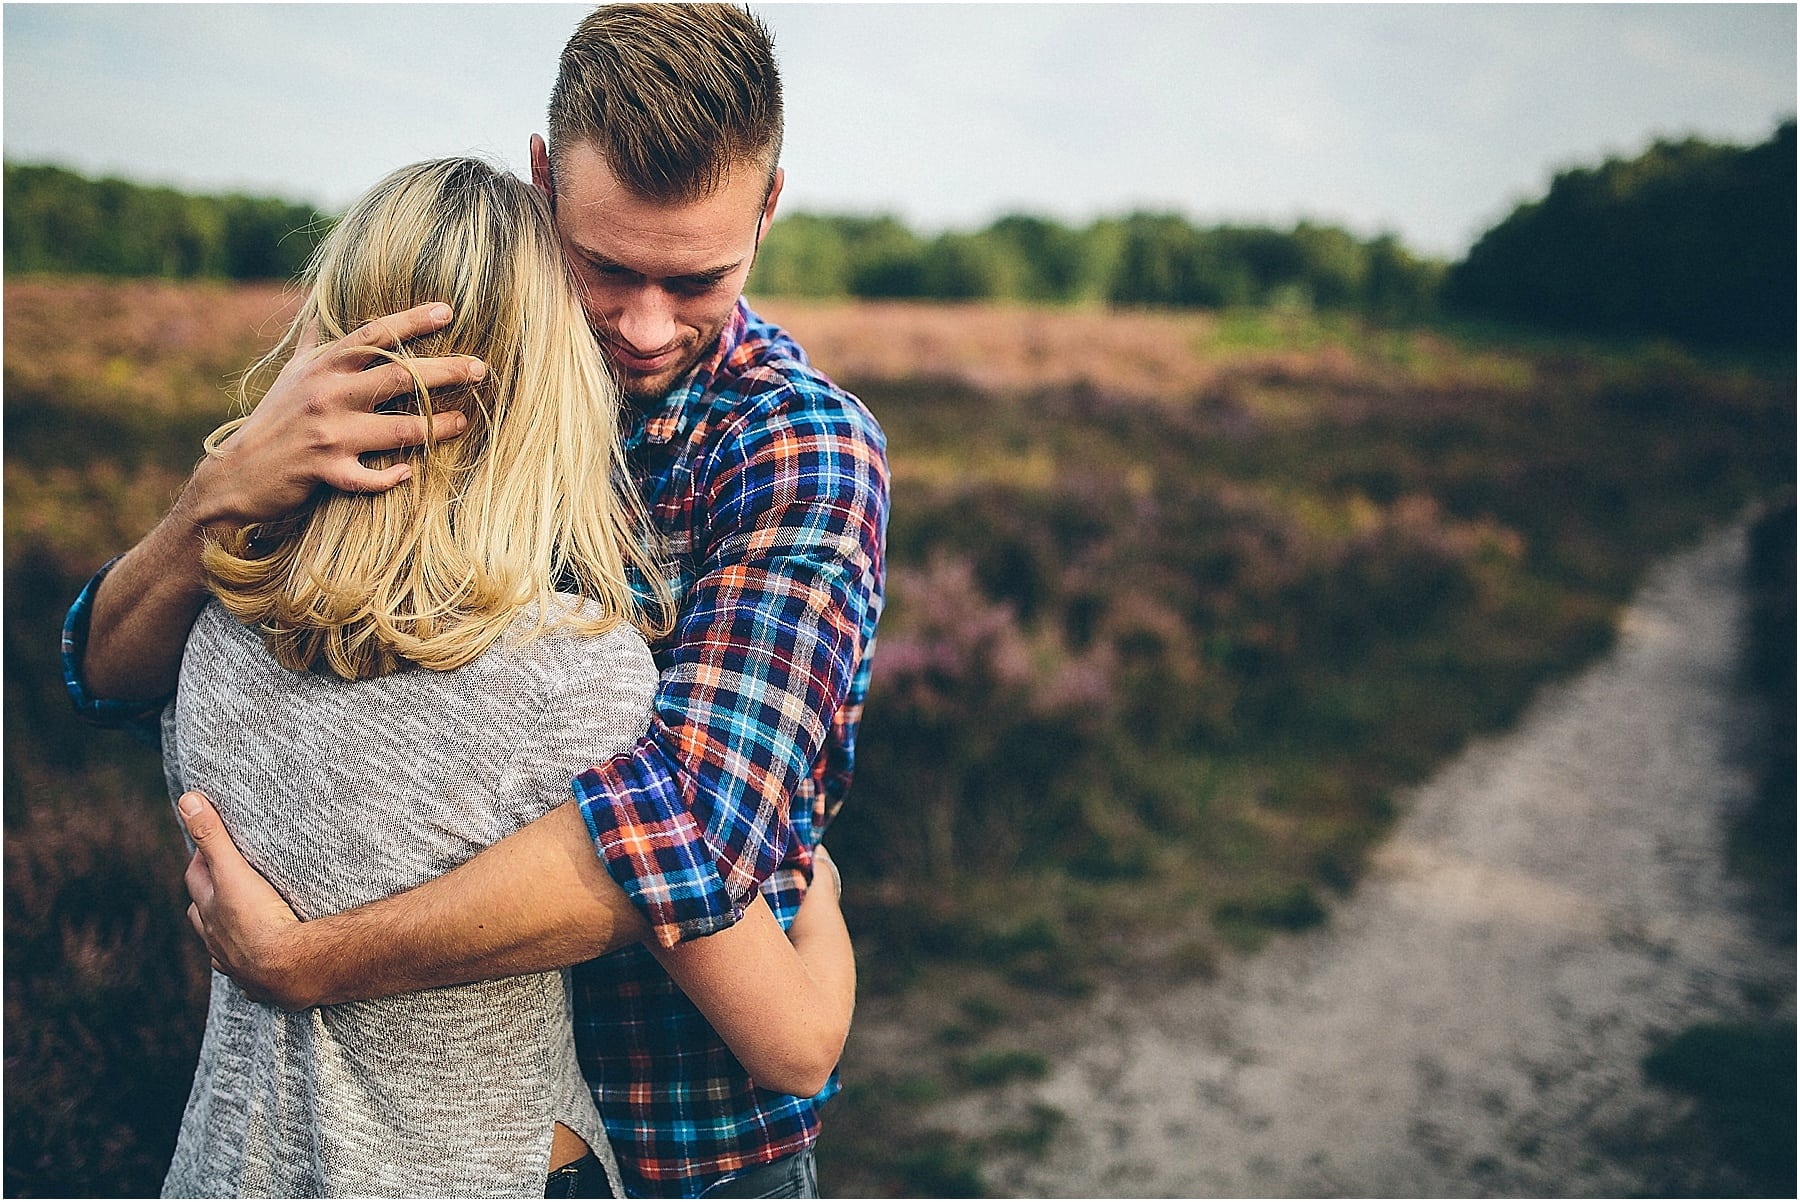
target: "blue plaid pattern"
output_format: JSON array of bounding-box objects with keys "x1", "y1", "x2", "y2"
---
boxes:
[
  {"x1": 573, "y1": 301, "x2": 886, "y2": 1196},
  {"x1": 61, "y1": 556, "x2": 168, "y2": 741}
]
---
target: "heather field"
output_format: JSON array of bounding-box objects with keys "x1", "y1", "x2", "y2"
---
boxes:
[{"x1": 5, "y1": 278, "x2": 1793, "y2": 1196}]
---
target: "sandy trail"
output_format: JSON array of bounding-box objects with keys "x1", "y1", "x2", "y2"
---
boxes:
[{"x1": 912, "y1": 521, "x2": 1791, "y2": 1196}]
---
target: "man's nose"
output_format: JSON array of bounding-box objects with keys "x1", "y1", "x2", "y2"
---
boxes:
[{"x1": 614, "y1": 289, "x2": 678, "y2": 354}]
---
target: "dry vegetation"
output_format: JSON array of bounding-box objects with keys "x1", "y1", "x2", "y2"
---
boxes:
[
  {"x1": 754, "y1": 297, "x2": 1543, "y2": 406},
  {"x1": 6, "y1": 280, "x2": 1793, "y2": 1197}
]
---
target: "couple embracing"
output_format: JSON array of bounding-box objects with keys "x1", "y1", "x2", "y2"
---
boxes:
[{"x1": 63, "y1": 5, "x2": 888, "y2": 1198}]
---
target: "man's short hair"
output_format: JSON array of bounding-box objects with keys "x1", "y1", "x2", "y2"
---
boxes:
[{"x1": 547, "y1": 2, "x2": 783, "y2": 203}]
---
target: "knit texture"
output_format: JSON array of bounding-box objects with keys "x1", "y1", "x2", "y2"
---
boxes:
[{"x1": 161, "y1": 598, "x2": 657, "y2": 1198}]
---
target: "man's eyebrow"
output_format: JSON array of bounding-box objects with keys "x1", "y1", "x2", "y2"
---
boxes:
[
  {"x1": 671, "y1": 262, "x2": 741, "y2": 285},
  {"x1": 570, "y1": 243, "x2": 742, "y2": 283}
]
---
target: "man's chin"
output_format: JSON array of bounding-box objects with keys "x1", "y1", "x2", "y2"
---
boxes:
[
  {"x1": 603, "y1": 329, "x2": 720, "y2": 408},
  {"x1": 621, "y1": 369, "x2": 681, "y2": 408},
  {"x1": 611, "y1": 348, "x2": 705, "y2": 408}
]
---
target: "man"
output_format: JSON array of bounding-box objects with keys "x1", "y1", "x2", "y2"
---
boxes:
[{"x1": 62, "y1": 4, "x2": 888, "y2": 1197}]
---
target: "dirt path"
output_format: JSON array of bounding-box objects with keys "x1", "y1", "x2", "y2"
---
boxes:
[{"x1": 900, "y1": 521, "x2": 1791, "y2": 1196}]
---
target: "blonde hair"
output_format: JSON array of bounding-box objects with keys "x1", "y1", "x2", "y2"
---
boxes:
[{"x1": 203, "y1": 157, "x2": 674, "y2": 681}]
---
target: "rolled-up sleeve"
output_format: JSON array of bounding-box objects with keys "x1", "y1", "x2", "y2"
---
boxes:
[
  {"x1": 62, "y1": 557, "x2": 168, "y2": 745},
  {"x1": 575, "y1": 383, "x2": 888, "y2": 948}
]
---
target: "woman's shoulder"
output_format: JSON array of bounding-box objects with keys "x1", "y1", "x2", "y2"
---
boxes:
[
  {"x1": 505, "y1": 595, "x2": 657, "y2": 682},
  {"x1": 526, "y1": 594, "x2": 652, "y2": 650},
  {"x1": 181, "y1": 599, "x2": 286, "y2": 689},
  {"x1": 185, "y1": 594, "x2": 655, "y2": 709},
  {"x1": 497, "y1": 597, "x2": 658, "y2": 741}
]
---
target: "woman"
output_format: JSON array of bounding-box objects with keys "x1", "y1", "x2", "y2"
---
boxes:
[{"x1": 159, "y1": 158, "x2": 853, "y2": 1198}]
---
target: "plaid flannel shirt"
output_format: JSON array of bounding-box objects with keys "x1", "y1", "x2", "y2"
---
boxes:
[
  {"x1": 61, "y1": 299, "x2": 888, "y2": 1198},
  {"x1": 570, "y1": 301, "x2": 886, "y2": 1195}
]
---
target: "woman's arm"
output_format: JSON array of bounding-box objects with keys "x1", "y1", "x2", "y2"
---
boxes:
[{"x1": 648, "y1": 848, "x2": 854, "y2": 1098}]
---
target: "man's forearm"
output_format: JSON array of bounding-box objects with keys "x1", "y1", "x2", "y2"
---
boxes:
[
  {"x1": 84, "y1": 477, "x2": 220, "y2": 700},
  {"x1": 270, "y1": 803, "x2": 649, "y2": 1008}
]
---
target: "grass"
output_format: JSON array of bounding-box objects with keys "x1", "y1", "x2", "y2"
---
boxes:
[
  {"x1": 954, "y1": 1050, "x2": 1051, "y2": 1088},
  {"x1": 1212, "y1": 882, "x2": 1329, "y2": 950}
]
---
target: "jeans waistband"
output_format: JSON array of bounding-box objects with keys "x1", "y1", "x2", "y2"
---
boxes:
[
  {"x1": 698, "y1": 1147, "x2": 819, "y2": 1198},
  {"x1": 545, "y1": 1150, "x2": 614, "y2": 1199}
]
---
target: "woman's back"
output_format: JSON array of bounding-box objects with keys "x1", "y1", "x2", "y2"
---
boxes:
[{"x1": 161, "y1": 599, "x2": 657, "y2": 1198}]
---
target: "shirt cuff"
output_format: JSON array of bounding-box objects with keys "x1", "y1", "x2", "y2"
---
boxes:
[
  {"x1": 573, "y1": 740, "x2": 746, "y2": 949},
  {"x1": 62, "y1": 556, "x2": 168, "y2": 743}
]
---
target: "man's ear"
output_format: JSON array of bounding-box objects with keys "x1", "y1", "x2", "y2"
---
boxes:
[
  {"x1": 757, "y1": 167, "x2": 785, "y2": 244},
  {"x1": 530, "y1": 134, "x2": 553, "y2": 200}
]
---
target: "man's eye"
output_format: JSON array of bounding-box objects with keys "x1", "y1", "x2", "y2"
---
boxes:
[{"x1": 671, "y1": 278, "x2": 718, "y2": 297}]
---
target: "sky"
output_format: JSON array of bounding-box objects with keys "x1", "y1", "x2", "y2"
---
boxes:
[{"x1": 4, "y1": 3, "x2": 1794, "y2": 259}]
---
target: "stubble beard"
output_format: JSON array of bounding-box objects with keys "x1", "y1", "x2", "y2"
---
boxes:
[{"x1": 605, "y1": 319, "x2": 728, "y2": 411}]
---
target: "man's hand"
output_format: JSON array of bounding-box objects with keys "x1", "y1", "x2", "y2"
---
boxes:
[
  {"x1": 178, "y1": 791, "x2": 314, "y2": 1009},
  {"x1": 82, "y1": 303, "x2": 482, "y2": 701},
  {"x1": 191, "y1": 302, "x2": 484, "y2": 529}
]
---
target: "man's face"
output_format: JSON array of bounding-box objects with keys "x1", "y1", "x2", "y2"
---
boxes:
[{"x1": 532, "y1": 135, "x2": 782, "y2": 407}]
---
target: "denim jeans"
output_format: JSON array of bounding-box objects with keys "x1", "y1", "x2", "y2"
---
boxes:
[
  {"x1": 699, "y1": 1148, "x2": 819, "y2": 1198},
  {"x1": 544, "y1": 1150, "x2": 615, "y2": 1198}
]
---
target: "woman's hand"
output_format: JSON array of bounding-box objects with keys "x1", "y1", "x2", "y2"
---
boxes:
[
  {"x1": 789, "y1": 845, "x2": 844, "y2": 945},
  {"x1": 649, "y1": 849, "x2": 856, "y2": 1098}
]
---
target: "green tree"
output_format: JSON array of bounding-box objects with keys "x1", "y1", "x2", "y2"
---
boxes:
[
  {"x1": 844, "y1": 216, "x2": 928, "y2": 298},
  {"x1": 4, "y1": 161, "x2": 325, "y2": 280},
  {"x1": 747, "y1": 212, "x2": 853, "y2": 298},
  {"x1": 983, "y1": 214, "x2": 1089, "y2": 302},
  {"x1": 1290, "y1": 222, "x2": 1368, "y2": 310},
  {"x1": 744, "y1": 201, "x2": 1449, "y2": 318},
  {"x1": 919, "y1": 231, "x2": 1001, "y2": 300},
  {"x1": 1363, "y1": 234, "x2": 1442, "y2": 323},
  {"x1": 1108, "y1": 212, "x2": 1222, "y2": 307},
  {"x1": 1444, "y1": 121, "x2": 1796, "y2": 349}
]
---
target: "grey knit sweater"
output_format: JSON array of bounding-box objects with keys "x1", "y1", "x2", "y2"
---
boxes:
[{"x1": 160, "y1": 598, "x2": 658, "y2": 1198}]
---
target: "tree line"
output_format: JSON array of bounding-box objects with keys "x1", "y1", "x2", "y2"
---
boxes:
[
  {"x1": 5, "y1": 118, "x2": 1793, "y2": 348},
  {"x1": 4, "y1": 163, "x2": 326, "y2": 281},
  {"x1": 1444, "y1": 121, "x2": 1794, "y2": 350},
  {"x1": 0, "y1": 160, "x2": 1442, "y2": 320},
  {"x1": 746, "y1": 211, "x2": 1446, "y2": 321}
]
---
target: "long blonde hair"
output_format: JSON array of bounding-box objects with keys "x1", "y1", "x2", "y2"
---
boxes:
[{"x1": 203, "y1": 157, "x2": 673, "y2": 681}]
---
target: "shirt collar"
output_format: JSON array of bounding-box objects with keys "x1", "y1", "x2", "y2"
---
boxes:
[{"x1": 636, "y1": 299, "x2": 752, "y2": 446}]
